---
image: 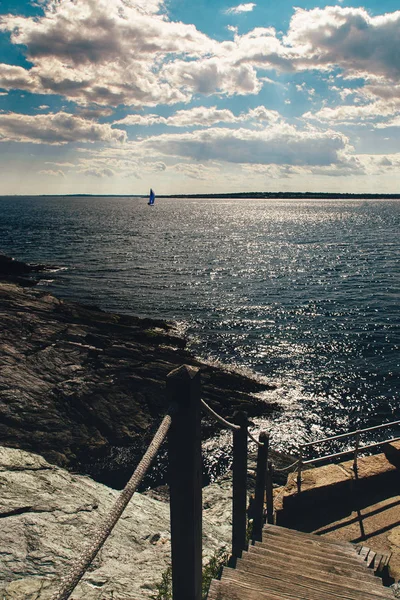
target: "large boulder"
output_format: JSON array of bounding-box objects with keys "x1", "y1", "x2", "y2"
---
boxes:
[
  {"x1": 0, "y1": 445, "x2": 233, "y2": 599},
  {"x1": 0, "y1": 280, "x2": 277, "y2": 487}
]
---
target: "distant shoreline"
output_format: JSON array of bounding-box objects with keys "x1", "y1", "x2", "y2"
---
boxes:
[{"x1": 1, "y1": 192, "x2": 400, "y2": 199}]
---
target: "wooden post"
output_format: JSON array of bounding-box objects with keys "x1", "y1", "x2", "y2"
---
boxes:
[
  {"x1": 232, "y1": 410, "x2": 248, "y2": 561},
  {"x1": 266, "y1": 460, "x2": 274, "y2": 524},
  {"x1": 297, "y1": 447, "x2": 303, "y2": 494},
  {"x1": 353, "y1": 431, "x2": 360, "y2": 478},
  {"x1": 167, "y1": 365, "x2": 202, "y2": 600},
  {"x1": 252, "y1": 432, "x2": 269, "y2": 542}
]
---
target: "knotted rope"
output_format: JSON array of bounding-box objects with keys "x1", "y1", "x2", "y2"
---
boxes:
[{"x1": 50, "y1": 412, "x2": 172, "y2": 600}]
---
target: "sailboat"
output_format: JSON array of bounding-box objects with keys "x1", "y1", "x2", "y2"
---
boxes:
[{"x1": 148, "y1": 188, "x2": 155, "y2": 206}]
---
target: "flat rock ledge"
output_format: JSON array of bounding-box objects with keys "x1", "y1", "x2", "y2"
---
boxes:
[
  {"x1": 0, "y1": 445, "x2": 233, "y2": 600},
  {"x1": 0, "y1": 278, "x2": 278, "y2": 486}
]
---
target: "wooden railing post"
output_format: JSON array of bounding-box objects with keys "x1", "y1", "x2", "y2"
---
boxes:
[
  {"x1": 266, "y1": 460, "x2": 274, "y2": 524},
  {"x1": 252, "y1": 432, "x2": 269, "y2": 542},
  {"x1": 353, "y1": 431, "x2": 360, "y2": 478},
  {"x1": 167, "y1": 365, "x2": 202, "y2": 600},
  {"x1": 232, "y1": 410, "x2": 248, "y2": 561},
  {"x1": 297, "y1": 447, "x2": 303, "y2": 494}
]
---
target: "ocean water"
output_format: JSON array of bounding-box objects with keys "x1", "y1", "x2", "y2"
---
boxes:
[{"x1": 1, "y1": 195, "x2": 399, "y2": 460}]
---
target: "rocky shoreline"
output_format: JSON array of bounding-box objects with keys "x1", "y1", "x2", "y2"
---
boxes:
[
  {"x1": 0, "y1": 444, "x2": 235, "y2": 599},
  {"x1": 0, "y1": 254, "x2": 280, "y2": 488}
]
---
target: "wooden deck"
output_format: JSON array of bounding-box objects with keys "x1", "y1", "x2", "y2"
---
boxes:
[{"x1": 208, "y1": 524, "x2": 395, "y2": 599}]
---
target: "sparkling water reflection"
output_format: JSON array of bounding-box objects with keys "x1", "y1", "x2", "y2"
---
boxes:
[{"x1": 1, "y1": 196, "x2": 399, "y2": 459}]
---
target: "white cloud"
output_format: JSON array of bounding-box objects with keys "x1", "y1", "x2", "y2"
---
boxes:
[
  {"x1": 78, "y1": 167, "x2": 116, "y2": 178},
  {"x1": 114, "y1": 105, "x2": 280, "y2": 127},
  {"x1": 0, "y1": 63, "x2": 41, "y2": 94},
  {"x1": 39, "y1": 169, "x2": 65, "y2": 177},
  {"x1": 304, "y1": 97, "x2": 400, "y2": 127},
  {"x1": 0, "y1": 111, "x2": 127, "y2": 144},
  {"x1": 173, "y1": 162, "x2": 220, "y2": 180},
  {"x1": 161, "y1": 56, "x2": 262, "y2": 96},
  {"x1": 285, "y1": 6, "x2": 400, "y2": 81},
  {"x1": 1, "y1": 1, "x2": 398, "y2": 114},
  {"x1": 140, "y1": 124, "x2": 349, "y2": 167},
  {"x1": 225, "y1": 3, "x2": 256, "y2": 15},
  {"x1": 0, "y1": 0, "x2": 216, "y2": 107}
]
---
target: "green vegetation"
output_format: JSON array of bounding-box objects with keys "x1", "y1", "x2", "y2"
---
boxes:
[{"x1": 151, "y1": 547, "x2": 229, "y2": 600}]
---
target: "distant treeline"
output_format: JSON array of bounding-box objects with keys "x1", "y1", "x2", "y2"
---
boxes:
[
  {"x1": 156, "y1": 192, "x2": 400, "y2": 199},
  {"x1": 11, "y1": 192, "x2": 399, "y2": 199}
]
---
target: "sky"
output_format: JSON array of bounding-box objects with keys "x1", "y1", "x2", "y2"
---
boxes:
[{"x1": 0, "y1": 0, "x2": 399, "y2": 195}]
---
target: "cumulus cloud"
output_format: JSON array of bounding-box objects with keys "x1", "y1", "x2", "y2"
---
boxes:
[
  {"x1": 173, "y1": 162, "x2": 220, "y2": 180},
  {"x1": 304, "y1": 101, "x2": 398, "y2": 124},
  {"x1": 78, "y1": 167, "x2": 116, "y2": 178},
  {"x1": 114, "y1": 105, "x2": 280, "y2": 127},
  {"x1": 140, "y1": 125, "x2": 349, "y2": 167},
  {"x1": 0, "y1": 111, "x2": 127, "y2": 144},
  {"x1": 225, "y1": 3, "x2": 256, "y2": 15},
  {"x1": 1, "y1": 1, "x2": 398, "y2": 114},
  {"x1": 285, "y1": 6, "x2": 400, "y2": 81},
  {"x1": 0, "y1": 63, "x2": 41, "y2": 93},
  {"x1": 39, "y1": 169, "x2": 65, "y2": 177},
  {"x1": 161, "y1": 56, "x2": 262, "y2": 96},
  {"x1": 0, "y1": 0, "x2": 216, "y2": 107}
]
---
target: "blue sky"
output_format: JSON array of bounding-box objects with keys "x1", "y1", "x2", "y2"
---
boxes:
[{"x1": 0, "y1": 0, "x2": 399, "y2": 194}]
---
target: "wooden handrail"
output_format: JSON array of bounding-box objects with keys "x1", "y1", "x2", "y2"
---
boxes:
[{"x1": 297, "y1": 423, "x2": 400, "y2": 493}]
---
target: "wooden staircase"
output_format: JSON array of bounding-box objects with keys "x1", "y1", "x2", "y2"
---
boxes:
[{"x1": 208, "y1": 524, "x2": 395, "y2": 599}]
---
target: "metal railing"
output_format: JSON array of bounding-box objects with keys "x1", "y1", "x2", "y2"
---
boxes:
[
  {"x1": 297, "y1": 419, "x2": 400, "y2": 493},
  {"x1": 50, "y1": 365, "x2": 274, "y2": 600}
]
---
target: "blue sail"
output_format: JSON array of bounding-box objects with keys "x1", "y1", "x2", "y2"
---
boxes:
[{"x1": 148, "y1": 188, "x2": 155, "y2": 205}]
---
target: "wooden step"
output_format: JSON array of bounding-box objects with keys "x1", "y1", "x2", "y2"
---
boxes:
[
  {"x1": 261, "y1": 528, "x2": 360, "y2": 558},
  {"x1": 248, "y1": 544, "x2": 377, "y2": 577},
  {"x1": 263, "y1": 525, "x2": 361, "y2": 556},
  {"x1": 208, "y1": 578, "x2": 295, "y2": 600},
  {"x1": 236, "y1": 557, "x2": 390, "y2": 599},
  {"x1": 241, "y1": 551, "x2": 375, "y2": 584},
  {"x1": 263, "y1": 524, "x2": 354, "y2": 550},
  {"x1": 208, "y1": 576, "x2": 393, "y2": 600},
  {"x1": 258, "y1": 534, "x2": 366, "y2": 565},
  {"x1": 222, "y1": 567, "x2": 391, "y2": 600},
  {"x1": 357, "y1": 545, "x2": 392, "y2": 574},
  {"x1": 208, "y1": 525, "x2": 395, "y2": 600}
]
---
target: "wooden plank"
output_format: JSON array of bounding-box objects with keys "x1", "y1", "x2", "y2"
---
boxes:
[
  {"x1": 247, "y1": 545, "x2": 378, "y2": 579},
  {"x1": 367, "y1": 551, "x2": 376, "y2": 568},
  {"x1": 262, "y1": 525, "x2": 360, "y2": 555},
  {"x1": 207, "y1": 578, "x2": 298, "y2": 600},
  {"x1": 374, "y1": 554, "x2": 383, "y2": 571},
  {"x1": 236, "y1": 557, "x2": 390, "y2": 599},
  {"x1": 381, "y1": 553, "x2": 392, "y2": 569},
  {"x1": 223, "y1": 568, "x2": 393, "y2": 600},
  {"x1": 261, "y1": 529, "x2": 359, "y2": 557},
  {"x1": 251, "y1": 541, "x2": 373, "y2": 573},
  {"x1": 241, "y1": 551, "x2": 375, "y2": 584},
  {"x1": 359, "y1": 546, "x2": 370, "y2": 560},
  {"x1": 263, "y1": 524, "x2": 354, "y2": 549},
  {"x1": 257, "y1": 534, "x2": 365, "y2": 564}
]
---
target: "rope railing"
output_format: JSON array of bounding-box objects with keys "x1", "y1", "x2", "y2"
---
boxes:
[
  {"x1": 200, "y1": 398, "x2": 240, "y2": 431},
  {"x1": 49, "y1": 365, "x2": 275, "y2": 600},
  {"x1": 50, "y1": 411, "x2": 173, "y2": 600},
  {"x1": 199, "y1": 397, "x2": 273, "y2": 547},
  {"x1": 247, "y1": 429, "x2": 264, "y2": 447},
  {"x1": 274, "y1": 459, "x2": 299, "y2": 472}
]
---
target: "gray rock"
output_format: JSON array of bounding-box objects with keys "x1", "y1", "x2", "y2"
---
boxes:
[
  {"x1": 0, "y1": 280, "x2": 278, "y2": 487},
  {"x1": 0, "y1": 446, "x2": 233, "y2": 599}
]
